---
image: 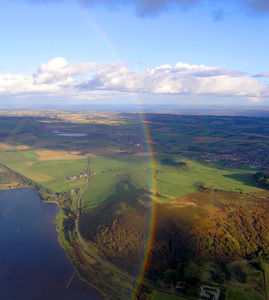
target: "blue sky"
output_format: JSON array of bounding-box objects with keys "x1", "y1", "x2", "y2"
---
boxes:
[{"x1": 0, "y1": 0, "x2": 269, "y2": 109}]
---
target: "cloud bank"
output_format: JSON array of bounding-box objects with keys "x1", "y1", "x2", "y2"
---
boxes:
[
  {"x1": 0, "y1": 57, "x2": 269, "y2": 103},
  {"x1": 242, "y1": 0, "x2": 269, "y2": 15},
  {"x1": 25, "y1": 0, "x2": 269, "y2": 17},
  {"x1": 254, "y1": 73, "x2": 269, "y2": 78}
]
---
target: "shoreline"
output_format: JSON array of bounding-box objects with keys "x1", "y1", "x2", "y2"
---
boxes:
[
  {"x1": 0, "y1": 187, "x2": 100, "y2": 299},
  {"x1": 0, "y1": 185, "x2": 105, "y2": 299},
  {"x1": 54, "y1": 209, "x2": 107, "y2": 299},
  {"x1": 0, "y1": 184, "x2": 29, "y2": 191}
]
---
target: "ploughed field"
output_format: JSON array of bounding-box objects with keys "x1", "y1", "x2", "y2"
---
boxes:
[{"x1": 0, "y1": 110, "x2": 269, "y2": 299}]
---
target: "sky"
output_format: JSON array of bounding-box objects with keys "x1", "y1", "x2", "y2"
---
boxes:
[{"x1": 0, "y1": 0, "x2": 269, "y2": 110}]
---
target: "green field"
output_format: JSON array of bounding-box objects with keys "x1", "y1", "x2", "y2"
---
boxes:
[
  {"x1": 2, "y1": 164, "x2": 56, "y2": 182},
  {"x1": 82, "y1": 156, "x2": 152, "y2": 207},
  {"x1": 30, "y1": 159, "x2": 88, "y2": 179},
  {"x1": 0, "y1": 149, "x2": 38, "y2": 161},
  {"x1": 227, "y1": 290, "x2": 264, "y2": 300},
  {"x1": 90, "y1": 156, "x2": 151, "y2": 173},
  {"x1": 0, "y1": 149, "x2": 88, "y2": 192},
  {"x1": 82, "y1": 154, "x2": 264, "y2": 209},
  {"x1": 43, "y1": 177, "x2": 87, "y2": 193},
  {"x1": 0, "y1": 147, "x2": 265, "y2": 212},
  {"x1": 261, "y1": 261, "x2": 269, "y2": 300},
  {"x1": 155, "y1": 156, "x2": 263, "y2": 200},
  {"x1": 150, "y1": 291, "x2": 187, "y2": 300}
]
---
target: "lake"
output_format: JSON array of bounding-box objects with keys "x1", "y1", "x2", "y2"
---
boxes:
[
  {"x1": 0, "y1": 188, "x2": 103, "y2": 299},
  {"x1": 53, "y1": 131, "x2": 87, "y2": 137}
]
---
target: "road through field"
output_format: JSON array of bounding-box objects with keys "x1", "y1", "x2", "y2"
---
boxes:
[{"x1": 77, "y1": 157, "x2": 91, "y2": 210}]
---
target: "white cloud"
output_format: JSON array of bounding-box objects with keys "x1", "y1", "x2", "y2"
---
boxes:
[
  {"x1": 0, "y1": 57, "x2": 269, "y2": 102},
  {"x1": 0, "y1": 74, "x2": 59, "y2": 94},
  {"x1": 80, "y1": 61, "x2": 269, "y2": 97},
  {"x1": 33, "y1": 57, "x2": 98, "y2": 84}
]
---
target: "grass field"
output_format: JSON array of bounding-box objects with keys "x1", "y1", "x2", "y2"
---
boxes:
[
  {"x1": 82, "y1": 154, "x2": 264, "y2": 208},
  {"x1": 2, "y1": 163, "x2": 56, "y2": 182},
  {"x1": 261, "y1": 261, "x2": 269, "y2": 300},
  {"x1": 82, "y1": 156, "x2": 151, "y2": 207},
  {"x1": 227, "y1": 290, "x2": 264, "y2": 300},
  {"x1": 29, "y1": 159, "x2": 88, "y2": 180},
  {"x1": 0, "y1": 147, "x2": 263, "y2": 204},
  {"x1": 0, "y1": 149, "x2": 88, "y2": 192},
  {"x1": 90, "y1": 156, "x2": 151, "y2": 173},
  {"x1": 0, "y1": 150, "x2": 37, "y2": 161},
  {"x1": 155, "y1": 155, "x2": 263, "y2": 200},
  {"x1": 43, "y1": 177, "x2": 87, "y2": 193},
  {"x1": 150, "y1": 291, "x2": 187, "y2": 300}
]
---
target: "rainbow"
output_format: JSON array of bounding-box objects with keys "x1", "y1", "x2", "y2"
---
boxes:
[
  {"x1": 131, "y1": 108, "x2": 158, "y2": 299},
  {"x1": 77, "y1": 6, "x2": 121, "y2": 62},
  {"x1": 78, "y1": 4, "x2": 160, "y2": 298}
]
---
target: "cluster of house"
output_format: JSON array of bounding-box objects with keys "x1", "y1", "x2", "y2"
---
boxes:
[
  {"x1": 67, "y1": 173, "x2": 87, "y2": 181},
  {"x1": 114, "y1": 132, "x2": 145, "y2": 147},
  {"x1": 184, "y1": 149, "x2": 269, "y2": 171}
]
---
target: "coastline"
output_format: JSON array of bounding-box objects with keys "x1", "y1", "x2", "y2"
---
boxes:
[
  {"x1": 54, "y1": 208, "x2": 107, "y2": 299},
  {"x1": 0, "y1": 184, "x2": 28, "y2": 191}
]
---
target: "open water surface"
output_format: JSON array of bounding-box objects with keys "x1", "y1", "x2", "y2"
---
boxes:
[
  {"x1": 53, "y1": 130, "x2": 87, "y2": 137},
  {"x1": 0, "y1": 188, "x2": 103, "y2": 299}
]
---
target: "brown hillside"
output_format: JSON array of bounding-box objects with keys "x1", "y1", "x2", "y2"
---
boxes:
[{"x1": 88, "y1": 190, "x2": 269, "y2": 275}]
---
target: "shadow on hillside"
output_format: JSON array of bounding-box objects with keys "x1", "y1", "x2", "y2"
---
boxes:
[
  {"x1": 223, "y1": 173, "x2": 259, "y2": 188},
  {"x1": 80, "y1": 184, "x2": 152, "y2": 238}
]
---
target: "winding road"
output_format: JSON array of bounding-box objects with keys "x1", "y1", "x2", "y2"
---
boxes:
[{"x1": 77, "y1": 157, "x2": 91, "y2": 211}]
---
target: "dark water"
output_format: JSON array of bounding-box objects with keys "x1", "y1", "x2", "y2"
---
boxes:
[{"x1": 0, "y1": 188, "x2": 103, "y2": 300}]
